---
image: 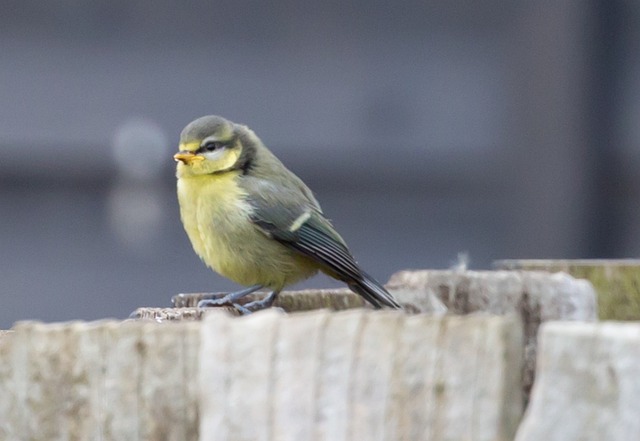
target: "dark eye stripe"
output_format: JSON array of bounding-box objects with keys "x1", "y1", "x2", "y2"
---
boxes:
[{"x1": 202, "y1": 141, "x2": 223, "y2": 152}]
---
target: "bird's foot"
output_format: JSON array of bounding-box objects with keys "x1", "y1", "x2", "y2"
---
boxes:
[
  {"x1": 197, "y1": 289, "x2": 279, "y2": 316},
  {"x1": 197, "y1": 284, "x2": 263, "y2": 311},
  {"x1": 240, "y1": 290, "x2": 279, "y2": 314},
  {"x1": 197, "y1": 285, "x2": 281, "y2": 315}
]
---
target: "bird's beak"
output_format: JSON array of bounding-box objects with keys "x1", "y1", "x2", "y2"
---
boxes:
[{"x1": 173, "y1": 151, "x2": 204, "y2": 165}]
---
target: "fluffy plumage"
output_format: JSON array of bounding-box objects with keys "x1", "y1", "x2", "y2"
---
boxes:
[{"x1": 175, "y1": 115, "x2": 401, "y2": 311}]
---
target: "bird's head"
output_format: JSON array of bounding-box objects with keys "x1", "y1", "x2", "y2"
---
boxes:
[{"x1": 174, "y1": 115, "x2": 256, "y2": 177}]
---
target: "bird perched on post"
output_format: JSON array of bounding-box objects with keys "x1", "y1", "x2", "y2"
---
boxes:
[{"x1": 174, "y1": 115, "x2": 401, "y2": 314}]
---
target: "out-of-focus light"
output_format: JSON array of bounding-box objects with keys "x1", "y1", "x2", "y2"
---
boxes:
[
  {"x1": 111, "y1": 117, "x2": 169, "y2": 180},
  {"x1": 107, "y1": 180, "x2": 164, "y2": 255}
]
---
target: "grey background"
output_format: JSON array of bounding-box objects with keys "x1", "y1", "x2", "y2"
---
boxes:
[{"x1": 1, "y1": 1, "x2": 638, "y2": 328}]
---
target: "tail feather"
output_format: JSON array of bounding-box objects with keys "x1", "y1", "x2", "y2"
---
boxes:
[{"x1": 348, "y1": 271, "x2": 402, "y2": 309}]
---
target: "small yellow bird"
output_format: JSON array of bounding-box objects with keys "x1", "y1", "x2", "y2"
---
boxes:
[{"x1": 174, "y1": 115, "x2": 401, "y2": 313}]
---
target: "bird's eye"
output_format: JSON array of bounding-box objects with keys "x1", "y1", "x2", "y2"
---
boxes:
[{"x1": 203, "y1": 141, "x2": 223, "y2": 151}]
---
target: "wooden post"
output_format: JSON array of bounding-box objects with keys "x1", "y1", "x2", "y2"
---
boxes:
[{"x1": 495, "y1": 259, "x2": 640, "y2": 320}]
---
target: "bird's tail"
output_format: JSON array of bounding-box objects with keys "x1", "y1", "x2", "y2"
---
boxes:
[{"x1": 348, "y1": 271, "x2": 402, "y2": 309}]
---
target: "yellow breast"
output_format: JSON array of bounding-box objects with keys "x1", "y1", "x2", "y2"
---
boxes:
[{"x1": 176, "y1": 172, "x2": 317, "y2": 289}]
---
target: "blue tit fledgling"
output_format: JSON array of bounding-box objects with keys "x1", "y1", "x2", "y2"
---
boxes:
[{"x1": 174, "y1": 115, "x2": 401, "y2": 313}]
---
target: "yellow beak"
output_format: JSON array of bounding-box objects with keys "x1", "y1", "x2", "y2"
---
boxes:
[{"x1": 174, "y1": 151, "x2": 204, "y2": 165}]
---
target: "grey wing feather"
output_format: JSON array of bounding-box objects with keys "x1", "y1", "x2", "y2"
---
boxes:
[{"x1": 242, "y1": 177, "x2": 401, "y2": 309}]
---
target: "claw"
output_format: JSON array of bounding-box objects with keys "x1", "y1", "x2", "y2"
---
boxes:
[
  {"x1": 197, "y1": 284, "x2": 263, "y2": 310},
  {"x1": 241, "y1": 290, "x2": 280, "y2": 313},
  {"x1": 231, "y1": 303, "x2": 253, "y2": 315},
  {"x1": 196, "y1": 289, "x2": 280, "y2": 315}
]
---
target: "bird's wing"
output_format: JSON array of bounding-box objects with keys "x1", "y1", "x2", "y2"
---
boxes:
[
  {"x1": 242, "y1": 178, "x2": 401, "y2": 309},
  {"x1": 244, "y1": 180, "x2": 355, "y2": 276}
]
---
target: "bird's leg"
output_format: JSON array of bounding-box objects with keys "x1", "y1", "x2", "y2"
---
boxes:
[
  {"x1": 241, "y1": 290, "x2": 280, "y2": 313},
  {"x1": 197, "y1": 284, "x2": 263, "y2": 309}
]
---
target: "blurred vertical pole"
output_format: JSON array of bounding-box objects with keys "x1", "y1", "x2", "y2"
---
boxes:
[
  {"x1": 505, "y1": 2, "x2": 592, "y2": 258},
  {"x1": 584, "y1": 0, "x2": 629, "y2": 257}
]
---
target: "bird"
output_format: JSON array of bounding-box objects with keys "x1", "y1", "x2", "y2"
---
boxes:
[{"x1": 174, "y1": 115, "x2": 402, "y2": 314}]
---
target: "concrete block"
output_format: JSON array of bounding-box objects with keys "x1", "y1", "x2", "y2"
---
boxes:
[
  {"x1": 516, "y1": 321, "x2": 640, "y2": 441},
  {"x1": 199, "y1": 310, "x2": 523, "y2": 441},
  {"x1": 387, "y1": 269, "x2": 597, "y2": 401},
  {"x1": 0, "y1": 320, "x2": 200, "y2": 441}
]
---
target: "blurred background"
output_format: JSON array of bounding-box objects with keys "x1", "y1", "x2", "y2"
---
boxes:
[{"x1": 0, "y1": 1, "x2": 638, "y2": 328}]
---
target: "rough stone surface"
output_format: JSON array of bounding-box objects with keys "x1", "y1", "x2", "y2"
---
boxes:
[
  {"x1": 0, "y1": 320, "x2": 200, "y2": 441},
  {"x1": 387, "y1": 269, "x2": 597, "y2": 402},
  {"x1": 496, "y1": 259, "x2": 640, "y2": 320},
  {"x1": 199, "y1": 310, "x2": 523, "y2": 441},
  {"x1": 516, "y1": 321, "x2": 640, "y2": 441}
]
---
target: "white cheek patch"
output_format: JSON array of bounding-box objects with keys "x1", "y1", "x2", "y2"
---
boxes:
[{"x1": 202, "y1": 148, "x2": 227, "y2": 162}]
